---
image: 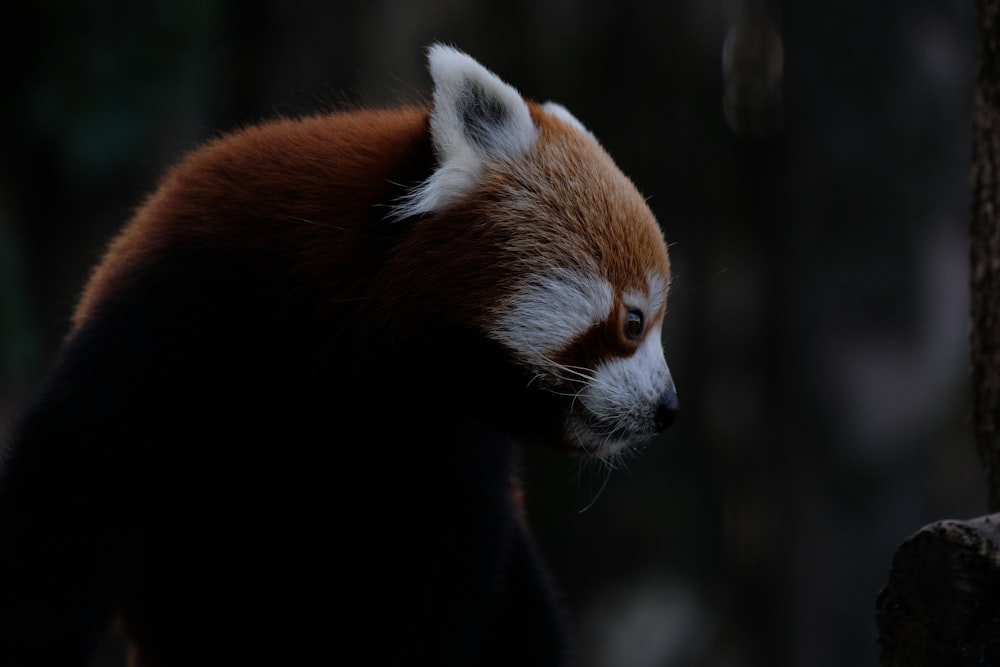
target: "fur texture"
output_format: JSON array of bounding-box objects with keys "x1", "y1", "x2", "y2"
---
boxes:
[{"x1": 0, "y1": 46, "x2": 676, "y2": 666}]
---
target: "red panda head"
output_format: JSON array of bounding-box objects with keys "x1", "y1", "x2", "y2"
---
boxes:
[
  {"x1": 70, "y1": 45, "x2": 675, "y2": 464},
  {"x1": 393, "y1": 46, "x2": 677, "y2": 461}
]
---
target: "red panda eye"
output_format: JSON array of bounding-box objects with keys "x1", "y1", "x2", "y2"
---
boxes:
[{"x1": 624, "y1": 310, "x2": 644, "y2": 339}]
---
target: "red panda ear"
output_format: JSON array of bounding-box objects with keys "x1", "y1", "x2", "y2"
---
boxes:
[
  {"x1": 427, "y1": 44, "x2": 536, "y2": 161},
  {"x1": 392, "y1": 45, "x2": 538, "y2": 219},
  {"x1": 541, "y1": 101, "x2": 596, "y2": 141}
]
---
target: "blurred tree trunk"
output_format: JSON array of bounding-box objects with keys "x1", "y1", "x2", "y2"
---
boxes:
[
  {"x1": 875, "y1": 0, "x2": 1000, "y2": 664},
  {"x1": 971, "y1": 0, "x2": 1000, "y2": 513}
]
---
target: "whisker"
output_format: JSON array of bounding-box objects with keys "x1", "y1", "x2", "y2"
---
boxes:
[
  {"x1": 538, "y1": 356, "x2": 595, "y2": 383},
  {"x1": 578, "y1": 464, "x2": 613, "y2": 513},
  {"x1": 286, "y1": 215, "x2": 350, "y2": 232}
]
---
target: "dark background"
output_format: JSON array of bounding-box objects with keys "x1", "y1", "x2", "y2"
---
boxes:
[{"x1": 0, "y1": 1, "x2": 981, "y2": 665}]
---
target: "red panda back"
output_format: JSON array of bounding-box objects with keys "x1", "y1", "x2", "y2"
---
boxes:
[{"x1": 72, "y1": 107, "x2": 432, "y2": 335}]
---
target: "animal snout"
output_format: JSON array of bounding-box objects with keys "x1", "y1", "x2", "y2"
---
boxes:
[{"x1": 654, "y1": 387, "x2": 679, "y2": 432}]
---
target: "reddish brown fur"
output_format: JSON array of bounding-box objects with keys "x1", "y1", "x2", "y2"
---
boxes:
[
  {"x1": 357, "y1": 103, "x2": 670, "y2": 364},
  {"x1": 74, "y1": 100, "x2": 667, "y2": 375},
  {"x1": 1, "y1": 49, "x2": 673, "y2": 667},
  {"x1": 72, "y1": 107, "x2": 432, "y2": 335},
  {"x1": 529, "y1": 104, "x2": 670, "y2": 299}
]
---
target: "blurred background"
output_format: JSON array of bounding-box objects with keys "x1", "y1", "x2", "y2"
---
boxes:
[{"x1": 0, "y1": 0, "x2": 982, "y2": 665}]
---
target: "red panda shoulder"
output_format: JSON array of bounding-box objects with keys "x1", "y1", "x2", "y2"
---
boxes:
[{"x1": 71, "y1": 106, "x2": 433, "y2": 334}]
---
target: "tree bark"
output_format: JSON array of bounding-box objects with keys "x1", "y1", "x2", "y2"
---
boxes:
[
  {"x1": 876, "y1": 2, "x2": 1000, "y2": 664},
  {"x1": 971, "y1": 0, "x2": 1000, "y2": 512},
  {"x1": 876, "y1": 516, "x2": 1000, "y2": 665}
]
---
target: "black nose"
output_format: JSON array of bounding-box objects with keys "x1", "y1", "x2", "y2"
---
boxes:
[{"x1": 654, "y1": 388, "x2": 679, "y2": 432}]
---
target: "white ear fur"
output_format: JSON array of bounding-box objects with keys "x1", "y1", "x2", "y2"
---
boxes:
[
  {"x1": 429, "y1": 45, "x2": 536, "y2": 161},
  {"x1": 393, "y1": 45, "x2": 537, "y2": 219},
  {"x1": 542, "y1": 102, "x2": 596, "y2": 140}
]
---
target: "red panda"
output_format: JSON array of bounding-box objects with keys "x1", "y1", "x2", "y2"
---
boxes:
[{"x1": 0, "y1": 45, "x2": 676, "y2": 666}]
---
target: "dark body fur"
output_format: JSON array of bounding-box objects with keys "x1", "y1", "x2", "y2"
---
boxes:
[{"x1": 0, "y1": 109, "x2": 569, "y2": 665}]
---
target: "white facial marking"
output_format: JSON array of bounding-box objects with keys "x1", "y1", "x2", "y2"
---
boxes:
[
  {"x1": 623, "y1": 288, "x2": 647, "y2": 313},
  {"x1": 573, "y1": 324, "x2": 674, "y2": 459},
  {"x1": 647, "y1": 270, "x2": 670, "y2": 314},
  {"x1": 492, "y1": 268, "x2": 674, "y2": 457},
  {"x1": 623, "y1": 273, "x2": 669, "y2": 326},
  {"x1": 491, "y1": 268, "x2": 613, "y2": 365}
]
